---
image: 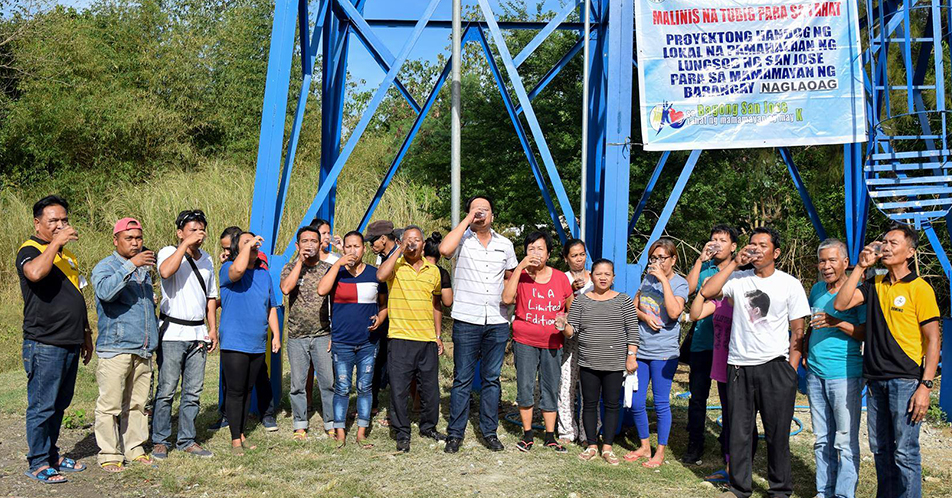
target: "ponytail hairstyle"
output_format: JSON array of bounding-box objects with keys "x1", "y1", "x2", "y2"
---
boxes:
[{"x1": 424, "y1": 232, "x2": 444, "y2": 262}]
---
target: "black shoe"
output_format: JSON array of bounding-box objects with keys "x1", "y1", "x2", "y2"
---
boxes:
[
  {"x1": 484, "y1": 435, "x2": 504, "y2": 452},
  {"x1": 396, "y1": 439, "x2": 410, "y2": 453},
  {"x1": 681, "y1": 444, "x2": 704, "y2": 465},
  {"x1": 420, "y1": 429, "x2": 446, "y2": 441},
  {"x1": 444, "y1": 437, "x2": 462, "y2": 453},
  {"x1": 208, "y1": 417, "x2": 229, "y2": 431}
]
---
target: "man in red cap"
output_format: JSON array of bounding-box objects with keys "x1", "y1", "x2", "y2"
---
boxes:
[{"x1": 90, "y1": 216, "x2": 159, "y2": 471}]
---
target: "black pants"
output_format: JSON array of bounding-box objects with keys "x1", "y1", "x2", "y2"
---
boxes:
[
  {"x1": 388, "y1": 339, "x2": 440, "y2": 442},
  {"x1": 579, "y1": 367, "x2": 623, "y2": 446},
  {"x1": 219, "y1": 358, "x2": 275, "y2": 418},
  {"x1": 221, "y1": 350, "x2": 265, "y2": 441},
  {"x1": 371, "y1": 333, "x2": 389, "y2": 412},
  {"x1": 727, "y1": 358, "x2": 797, "y2": 498},
  {"x1": 687, "y1": 349, "x2": 714, "y2": 448}
]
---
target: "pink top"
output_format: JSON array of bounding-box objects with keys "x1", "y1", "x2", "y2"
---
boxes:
[
  {"x1": 710, "y1": 298, "x2": 734, "y2": 384},
  {"x1": 512, "y1": 269, "x2": 573, "y2": 349}
]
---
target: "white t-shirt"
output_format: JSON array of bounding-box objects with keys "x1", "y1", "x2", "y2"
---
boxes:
[
  {"x1": 721, "y1": 269, "x2": 810, "y2": 366},
  {"x1": 158, "y1": 246, "x2": 219, "y2": 342},
  {"x1": 323, "y1": 252, "x2": 340, "y2": 264}
]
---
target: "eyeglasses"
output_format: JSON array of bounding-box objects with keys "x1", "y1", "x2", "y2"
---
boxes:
[
  {"x1": 648, "y1": 255, "x2": 673, "y2": 264},
  {"x1": 176, "y1": 210, "x2": 207, "y2": 229}
]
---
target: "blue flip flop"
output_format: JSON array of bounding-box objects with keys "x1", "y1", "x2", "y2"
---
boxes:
[
  {"x1": 56, "y1": 457, "x2": 86, "y2": 473},
  {"x1": 704, "y1": 469, "x2": 729, "y2": 483},
  {"x1": 23, "y1": 468, "x2": 68, "y2": 484}
]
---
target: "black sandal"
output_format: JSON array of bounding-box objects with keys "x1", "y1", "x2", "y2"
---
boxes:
[
  {"x1": 544, "y1": 441, "x2": 567, "y2": 453},
  {"x1": 516, "y1": 439, "x2": 534, "y2": 452}
]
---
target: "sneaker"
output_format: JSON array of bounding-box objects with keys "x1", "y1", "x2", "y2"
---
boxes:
[
  {"x1": 152, "y1": 444, "x2": 169, "y2": 460},
  {"x1": 484, "y1": 435, "x2": 504, "y2": 452},
  {"x1": 419, "y1": 429, "x2": 447, "y2": 442},
  {"x1": 444, "y1": 437, "x2": 462, "y2": 454},
  {"x1": 396, "y1": 439, "x2": 410, "y2": 453},
  {"x1": 183, "y1": 444, "x2": 213, "y2": 458},
  {"x1": 681, "y1": 444, "x2": 703, "y2": 465},
  {"x1": 209, "y1": 417, "x2": 229, "y2": 431},
  {"x1": 262, "y1": 415, "x2": 278, "y2": 432}
]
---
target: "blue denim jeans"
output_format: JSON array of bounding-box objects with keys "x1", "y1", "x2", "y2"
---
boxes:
[
  {"x1": 331, "y1": 341, "x2": 377, "y2": 429},
  {"x1": 807, "y1": 372, "x2": 863, "y2": 498},
  {"x1": 447, "y1": 321, "x2": 509, "y2": 439},
  {"x1": 22, "y1": 340, "x2": 79, "y2": 471},
  {"x1": 867, "y1": 378, "x2": 923, "y2": 498},
  {"x1": 152, "y1": 340, "x2": 206, "y2": 450}
]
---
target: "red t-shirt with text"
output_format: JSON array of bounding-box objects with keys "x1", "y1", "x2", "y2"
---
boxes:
[{"x1": 512, "y1": 269, "x2": 573, "y2": 349}]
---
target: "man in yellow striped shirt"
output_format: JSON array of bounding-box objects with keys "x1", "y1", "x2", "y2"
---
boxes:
[{"x1": 377, "y1": 226, "x2": 445, "y2": 453}]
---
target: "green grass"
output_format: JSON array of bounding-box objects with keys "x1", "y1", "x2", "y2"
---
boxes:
[
  {"x1": 0, "y1": 155, "x2": 440, "y2": 372},
  {"x1": 1, "y1": 343, "x2": 951, "y2": 497}
]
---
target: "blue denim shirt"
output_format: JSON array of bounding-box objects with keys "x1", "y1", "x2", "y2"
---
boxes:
[{"x1": 92, "y1": 251, "x2": 159, "y2": 357}]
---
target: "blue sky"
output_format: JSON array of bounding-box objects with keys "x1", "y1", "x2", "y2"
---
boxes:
[{"x1": 55, "y1": 0, "x2": 569, "y2": 92}]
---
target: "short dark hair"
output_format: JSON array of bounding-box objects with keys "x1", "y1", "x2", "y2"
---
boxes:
[
  {"x1": 175, "y1": 209, "x2": 207, "y2": 230},
  {"x1": 402, "y1": 225, "x2": 424, "y2": 240},
  {"x1": 465, "y1": 194, "x2": 495, "y2": 213},
  {"x1": 523, "y1": 230, "x2": 553, "y2": 253},
  {"x1": 220, "y1": 226, "x2": 242, "y2": 242},
  {"x1": 228, "y1": 230, "x2": 254, "y2": 262},
  {"x1": 751, "y1": 226, "x2": 781, "y2": 250},
  {"x1": 424, "y1": 232, "x2": 443, "y2": 261},
  {"x1": 33, "y1": 195, "x2": 69, "y2": 219},
  {"x1": 591, "y1": 258, "x2": 614, "y2": 273},
  {"x1": 343, "y1": 230, "x2": 364, "y2": 244},
  {"x1": 297, "y1": 225, "x2": 320, "y2": 242},
  {"x1": 711, "y1": 224, "x2": 739, "y2": 244},
  {"x1": 885, "y1": 223, "x2": 919, "y2": 250},
  {"x1": 562, "y1": 238, "x2": 586, "y2": 259},
  {"x1": 309, "y1": 218, "x2": 330, "y2": 232}
]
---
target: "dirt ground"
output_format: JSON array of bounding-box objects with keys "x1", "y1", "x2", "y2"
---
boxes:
[{"x1": 1, "y1": 357, "x2": 951, "y2": 498}]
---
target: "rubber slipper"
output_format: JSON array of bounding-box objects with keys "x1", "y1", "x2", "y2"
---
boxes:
[
  {"x1": 56, "y1": 457, "x2": 86, "y2": 473},
  {"x1": 23, "y1": 468, "x2": 67, "y2": 484},
  {"x1": 705, "y1": 469, "x2": 729, "y2": 483},
  {"x1": 623, "y1": 451, "x2": 647, "y2": 462},
  {"x1": 293, "y1": 432, "x2": 308, "y2": 441},
  {"x1": 357, "y1": 440, "x2": 375, "y2": 450},
  {"x1": 100, "y1": 462, "x2": 124, "y2": 473},
  {"x1": 578, "y1": 447, "x2": 598, "y2": 461},
  {"x1": 131, "y1": 455, "x2": 154, "y2": 465},
  {"x1": 642, "y1": 459, "x2": 663, "y2": 468}
]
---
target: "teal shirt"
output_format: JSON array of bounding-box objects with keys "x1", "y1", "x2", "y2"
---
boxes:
[
  {"x1": 807, "y1": 281, "x2": 866, "y2": 379},
  {"x1": 690, "y1": 263, "x2": 718, "y2": 352}
]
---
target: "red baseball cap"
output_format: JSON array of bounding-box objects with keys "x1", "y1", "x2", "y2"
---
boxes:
[{"x1": 113, "y1": 217, "x2": 143, "y2": 235}]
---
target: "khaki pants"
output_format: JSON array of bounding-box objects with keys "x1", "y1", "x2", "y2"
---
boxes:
[{"x1": 95, "y1": 354, "x2": 151, "y2": 464}]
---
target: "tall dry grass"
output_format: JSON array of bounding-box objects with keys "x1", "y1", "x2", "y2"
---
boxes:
[{"x1": 0, "y1": 151, "x2": 441, "y2": 372}]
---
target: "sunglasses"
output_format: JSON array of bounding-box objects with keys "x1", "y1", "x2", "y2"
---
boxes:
[{"x1": 176, "y1": 210, "x2": 207, "y2": 229}]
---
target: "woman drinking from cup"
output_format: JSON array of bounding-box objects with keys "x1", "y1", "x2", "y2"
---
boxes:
[
  {"x1": 503, "y1": 231, "x2": 574, "y2": 453},
  {"x1": 557, "y1": 238, "x2": 592, "y2": 444},
  {"x1": 627, "y1": 238, "x2": 689, "y2": 468},
  {"x1": 317, "y1": 231, "x2": 388, "y2": 448},
  {"x1": 219, "y1": 231, "x2": 282, "y2": 455}
]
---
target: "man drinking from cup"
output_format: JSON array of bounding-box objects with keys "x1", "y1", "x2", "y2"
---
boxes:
[{"x1": 834, "y1": 224, "x2": 940, "y2": 498}]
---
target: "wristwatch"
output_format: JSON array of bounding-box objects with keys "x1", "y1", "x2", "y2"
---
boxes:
[
  {"x1": 627, "y1": 351, "x2": 636, "y2": 356},
  {"x1": 921, "y1": 379, "x2": 934, "y2": 390}
]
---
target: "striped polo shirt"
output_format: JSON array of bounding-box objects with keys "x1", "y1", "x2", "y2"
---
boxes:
[
  {"x1": 451, "y1": 228, "x2": 518, "y2": 325},
  {"x1": 387, "y1": 257, "x2": 442, "y2": 342},
  {"x1": 858, "y1": 270, "x2": 940, "y2": 380}
]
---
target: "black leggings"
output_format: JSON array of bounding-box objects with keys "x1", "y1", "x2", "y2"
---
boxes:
[
  {"x1": 221, "y1": 350, "x2": 265, "y2": 441},
  {"x1": 579, "y1": 367, "x2": 624, "y2": 446}
]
